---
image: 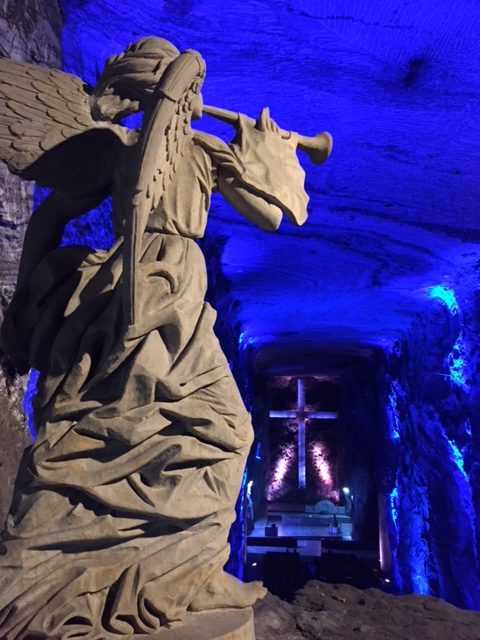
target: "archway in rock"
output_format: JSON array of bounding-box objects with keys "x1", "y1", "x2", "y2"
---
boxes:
[{"x1": 244, "y1": 346, "x2": 385, "y2": 595}]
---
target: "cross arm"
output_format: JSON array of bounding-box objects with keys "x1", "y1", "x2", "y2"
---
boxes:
[
  {"x1": 269, "y1": 410, "x2": 298, "y2": 419},
  {"x1": 307, "y1": 411, "x2": 338, "y2": 420}
]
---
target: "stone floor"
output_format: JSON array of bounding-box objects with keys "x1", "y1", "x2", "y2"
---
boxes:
[{"x1": 254, "y1": 581, "x2": 480, "y2": 640}]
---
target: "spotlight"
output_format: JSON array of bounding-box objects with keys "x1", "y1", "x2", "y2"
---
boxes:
[
  {"x1": 384, "y1": 578, "x2": 391, "y2": 583},
  {"x1": 342, "y1": 487, "x2": 350, "y2": 495},
  {"x1": 252, "y1": 562, "x2": 258, "y2": 567}
]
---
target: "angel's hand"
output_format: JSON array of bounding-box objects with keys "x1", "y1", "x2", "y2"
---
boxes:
[
  {"x1": 241, "y1": 106, "x2": 296, "y2": 149},
  {"x1": 231, "y1": 107, "x2": 298, "y2": 161},
  {"x1": 228, "y1": 107, "x2": 308, "y2": 226},
  {"x1": 255, "y1": 107, "x2": 282, "y2": 136}
]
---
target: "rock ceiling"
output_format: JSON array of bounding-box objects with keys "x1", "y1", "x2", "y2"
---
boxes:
[{"x1": 61, "y1": 0, "x2": 480, "y2": 370}]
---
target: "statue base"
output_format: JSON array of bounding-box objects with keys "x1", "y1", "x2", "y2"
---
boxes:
[{"x1": 133, "y1": 607, "x2": 255, "y2": 639}]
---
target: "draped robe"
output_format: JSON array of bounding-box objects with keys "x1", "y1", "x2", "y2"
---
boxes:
[{"x1": 0, "y1": 137, "x2": 254, "y2": 639}]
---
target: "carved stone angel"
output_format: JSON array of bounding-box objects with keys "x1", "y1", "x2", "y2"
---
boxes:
[{"x1": 0, "y1": 37, "x2": 332, "y2": 639}]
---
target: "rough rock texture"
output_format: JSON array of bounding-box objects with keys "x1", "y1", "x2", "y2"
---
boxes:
[
  {"x1": 254, "y1": 582, "x2": 480, "y2": 640},
  {"x1": 0, "y1": 0, "x2": 62, "y2": 524},
  {"x1": 377, "y1": 274, "x2": 480, "y2": 609}
]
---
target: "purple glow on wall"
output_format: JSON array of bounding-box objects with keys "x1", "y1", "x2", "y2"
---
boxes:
[
  {"x1": 267, "y1": 443, "x2": 295, "y2": 501},
  {"x1": 310, "y1": 441, "x2": 338, "y2": 501}
]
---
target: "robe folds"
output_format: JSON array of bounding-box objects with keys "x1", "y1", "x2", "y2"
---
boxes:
[{"x1": 0, "y1": 140, "x2": 253, "y2": 639}]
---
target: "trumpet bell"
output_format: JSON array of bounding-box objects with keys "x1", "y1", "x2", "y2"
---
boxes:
[{"x1": 297, "y1": 131, "x2": 333, "y2": 165}]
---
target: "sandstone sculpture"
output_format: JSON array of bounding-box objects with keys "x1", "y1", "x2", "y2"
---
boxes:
[{"x1": 0, "y1": 37, "x2": 332, "y2": 639}]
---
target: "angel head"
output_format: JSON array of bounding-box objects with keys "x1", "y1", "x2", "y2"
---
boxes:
[{"x1": 92, "y1": 37, "x2": 206, "y2": 123}]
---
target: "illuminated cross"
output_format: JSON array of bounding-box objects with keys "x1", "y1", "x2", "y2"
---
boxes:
[{"x1": 269, "y1": 378, "x2": 337, "y2": 489}]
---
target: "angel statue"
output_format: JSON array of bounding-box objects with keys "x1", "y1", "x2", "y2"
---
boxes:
[{"x1": 0, "y1": 37, "x2": 332, "y2": 639}]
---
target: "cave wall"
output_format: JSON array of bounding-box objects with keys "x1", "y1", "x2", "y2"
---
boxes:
[
  {"x1": 0, "y1": 0, "x2": 63, "y2": 524},
  {"x1": 379, "y1": 279, "x2": 480, "y2": 609}
]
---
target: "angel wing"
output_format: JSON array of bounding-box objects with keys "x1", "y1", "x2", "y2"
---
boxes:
[
  {"x1": 123, "y1": 50, "x2": 205, "y2": 327},
  {"x1": 0, "y1": 58, "x2": 135, "y2": 193}
]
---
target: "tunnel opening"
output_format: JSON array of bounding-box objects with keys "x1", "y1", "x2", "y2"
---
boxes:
[{"x1": 244, "y1": 344, "x2": 388, "y2": 599}]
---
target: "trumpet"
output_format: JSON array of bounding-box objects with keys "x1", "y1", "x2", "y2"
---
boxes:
[{"x1": 202, "y1": 104, "x2": 333, "y2": 165}]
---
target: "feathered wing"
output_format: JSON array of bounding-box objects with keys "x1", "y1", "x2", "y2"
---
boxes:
[
  {"x1": 0, "y1": 58, "x2": 131, "y2": 191},
  {"x1": 123, "y1": 52, "x2": 204, "y2": 327}
]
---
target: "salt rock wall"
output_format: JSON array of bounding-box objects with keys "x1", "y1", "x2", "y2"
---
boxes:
[
  {"x1": 379, "y1": 279, "x2": 480, "y2": 609},
  {"x1": 0, "y1": 0, "x2": 62, "y2": 524}
]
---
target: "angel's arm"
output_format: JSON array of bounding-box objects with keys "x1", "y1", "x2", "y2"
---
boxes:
[
  {"x1": 195, "y1": 108, "x2": 308, "y2": 230},
  {"x1": 17, "y1": 189, "x2": 108, "y2": 290},
  {"x1": 217, "y1": 172, "x2": 282, "y2": 232},
  {"x1": 193, "y1": 130, "x2": 284, "y2": 231}
]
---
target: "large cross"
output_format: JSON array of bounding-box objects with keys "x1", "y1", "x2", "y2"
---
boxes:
[{"x1": 269, "y1": 378, "x2": 337, "y2": 489}]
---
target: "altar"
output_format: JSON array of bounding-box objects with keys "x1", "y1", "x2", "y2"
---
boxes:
[{"x1": 248, "y1": 499, "x2": 353, "y2": 558}]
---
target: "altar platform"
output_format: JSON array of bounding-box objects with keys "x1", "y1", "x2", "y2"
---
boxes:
[{"x1": 247, "y1": 501, "x2": 354, "y2": 557}]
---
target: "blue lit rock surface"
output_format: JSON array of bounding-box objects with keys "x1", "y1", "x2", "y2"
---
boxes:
[
  {"x1": 379, "y1": 284, "x2": 480, "y2": 609},
  {"x1": 0, "y1": 0, "x2": 479, "y2": 612}
]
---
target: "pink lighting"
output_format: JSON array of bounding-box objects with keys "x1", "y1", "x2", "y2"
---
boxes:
[
  {"x1": 311, "y1": 442, "x2": 338, "y2": 501},
  {"x1": 267, "y1": 443, "x2": 295, "y2": 501}
]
